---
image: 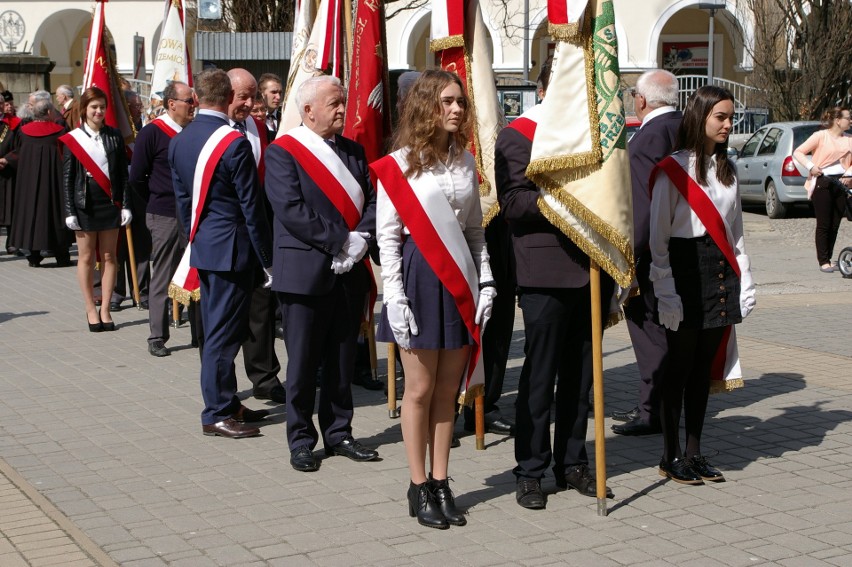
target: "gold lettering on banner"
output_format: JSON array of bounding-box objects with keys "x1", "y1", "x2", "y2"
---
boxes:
[
  {"x1": 159, "y1": 38, "x2": 184, "y2": 50},
  {"x1": 364, "y1": 0, "x2": 379, "y2": 12}
]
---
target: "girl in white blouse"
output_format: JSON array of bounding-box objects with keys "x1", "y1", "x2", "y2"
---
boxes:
[
  {"x1": 649, "y1": 85, "x2": 756, "y2": 486},
  {"x1": 373, "y1": 70, "x2": 494, "y2": 529}
]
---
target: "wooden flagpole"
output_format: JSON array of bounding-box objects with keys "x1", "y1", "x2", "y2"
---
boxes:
[
  {"x1": 590, "y1": 260, "x2": 608, "y2": 516},
  {"x1": 124, "y1": 224, "x2": 142, "y2": 308}
]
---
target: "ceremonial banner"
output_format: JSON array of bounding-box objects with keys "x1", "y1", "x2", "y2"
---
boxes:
[
  {"x1": 149, "y1": 0, "x2": 193, "y2": 115},
  {"x1": 342, "y1": 0, "x2": 390, "y2": 164},
  {"x1": 527, "y1": 0, "x2": 633, "y2": 288},
  {"x1": 548, "y1": 0, "x2": 589, "y2": 41},
  {"x1": 431, "y1": 0, "x2": 505, "y2": 225},
  {"x1": 279, "y1": 0, "x2": 341, "y2": 135},
  {"x1": 83, "y1": 0, "x2": 136, "y2": 144}
]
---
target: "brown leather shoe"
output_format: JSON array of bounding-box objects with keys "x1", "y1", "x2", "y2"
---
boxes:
[
  {"x1": 202, "y1": 418, "x2": 260, "y2": 438},
  {"x1": 233, "y1": 405, "x2": 270, "y2": 423}
]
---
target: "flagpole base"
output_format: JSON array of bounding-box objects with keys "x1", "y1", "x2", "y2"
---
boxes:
[
  {"x1": 475, "y1": 438, "x2": 485, "y2": 451},
  {"x1": 388, "y1": 408, "x2": 400, "y2": 419},
  {"x1": 597, "y1": 498, "x2": 608, "y2": 517}
]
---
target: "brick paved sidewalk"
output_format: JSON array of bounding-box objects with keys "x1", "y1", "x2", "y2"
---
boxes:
[{"x1": 1, "y1": 212, "x2": 851, "y2": 566}]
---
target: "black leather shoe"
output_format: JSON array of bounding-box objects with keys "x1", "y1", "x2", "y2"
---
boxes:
[
  {"x1": 148, "y1": 340, "x2": 170, "y2": 357},
  {"x1": 611, "y1": 416, "x2": 661, "y2": 436},
  {"x1": 555, "y1": 464, "x2": 614, "y2": 498},
  {"x1": 451, "y1": 434, "x2": 460, "y2": 448},
  {"x1": 290, "y1": 446, "x2": 319, "y2": 472},
  {"x1": 233, "y1": 405, "x2": 270, "y2": 423},
  {"x1": 408, "y1": 481, "x2": 448, "y2": 529},
  {"x1": 255, "y1": 384, "x2": 286, "y2": 404},
  {"x1": 659, "y1": 457, "x2": 704, "y2": 485},
  {"x1": 109, "y1": 301, "x2": 122, "y2": 312},
  {"x1": 429, "y1": 477, "x2": 466, "y2": 526},
  {"x1": 611, "y1": 406, "x2": 640, "y2": 422},
  {"x1": 325, "y1": 436, "x2": 379, "y2": 461},
  {"x1": 352, "y1": 370, "x2": 384, "y2": 391},
  {"x1": 516, "y1": 478, "x2": 545, "y2": 509},
  {"x1": 688, "y1": 455, "x2": 725, "y2": 482},
  {"x1": 202, "y1": 418, "x2": 260, "y2": 439}
]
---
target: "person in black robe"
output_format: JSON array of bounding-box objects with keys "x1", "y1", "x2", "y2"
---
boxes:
[
  {"x1": 6, "y1": 98, "x2": 71, "y2": 267},
  {"x1": 0, "y1": 119, "x2": 16, "y2": 253}
]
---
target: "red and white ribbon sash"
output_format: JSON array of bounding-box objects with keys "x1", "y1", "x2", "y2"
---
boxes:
[
  {"x1": 507, "y1": 104, "x2": 543, "y2": 142},
  {"x1": 59, "y1": 128, "x2": 112, "y2": 200},
  {"x1": 431, "y1": 0, "x2": 465, "y2": 50},
  {"x1": 151, "y1": 115, "x2": 181, "y2": 138},
  {"x1": 651, "y1": 156, "x2": 743, "y2": 387},
  {"x1": 274, "y1": 126, "x2": 364, "y2": 229},
  {"x1": 370, "y1": 153, "x2": 483, "y2": 388},
  {"x1": 548, "y1": 0, "x2": 589, "y2": 25}
]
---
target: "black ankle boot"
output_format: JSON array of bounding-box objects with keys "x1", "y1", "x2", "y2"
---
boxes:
[
  {"x1": 407, "y1": 481, "x2": 448, "y2": 529},
  {"x1": 429, "y1": 477, "x2": 466, "y2": 526}
]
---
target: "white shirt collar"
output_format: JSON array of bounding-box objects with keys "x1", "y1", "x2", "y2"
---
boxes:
[
  {"x1": 198, "y1": 109, "x2": 228, "y2": 121},
  {"x1": 640, "y1": 106, "x2": 676, "y2": 129}
]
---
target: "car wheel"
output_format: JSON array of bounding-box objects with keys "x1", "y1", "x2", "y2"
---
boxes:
[
  {"x1": 838, "y1": 247, "x2": 852, "y2": 277},
  {"x1": 765, "y1": 180, "x2": 787, "y2": 219}
]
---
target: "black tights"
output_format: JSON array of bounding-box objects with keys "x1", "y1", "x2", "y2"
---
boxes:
[{"x1": 660, "y1": 326, "x2": 726, "y2": 462}]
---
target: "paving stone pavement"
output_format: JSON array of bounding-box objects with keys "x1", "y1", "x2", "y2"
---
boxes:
[{"x1": 0, "y1": 212, "x2": 851, "y2": 566}]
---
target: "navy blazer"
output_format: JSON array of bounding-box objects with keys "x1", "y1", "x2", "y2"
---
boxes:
[
  {"x1": 169, "y1": 112, "x2": 272, "y2": 272},
  {"x1": 495, "y1": 125, "x2": 590, "y2": 289},
  {"x1": 628, "y1": 110, "x2": 682, "y2": 257},
  {"x1": 264, "y1": 132, "x2": 376, "y2": 296}
]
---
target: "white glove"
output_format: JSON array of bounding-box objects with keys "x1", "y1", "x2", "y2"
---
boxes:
[
  {"x1": 386, "y1": 296, "x2": 419, "y2": 349},
  {"x1": 65, "y1": 215, "x2": 81, "y2": 231},
  {"x1": 740, "y1": 291, "x2": 756, "y2": 318},
  {"x1": 120, "y1": 208, "x2": 133, "y2": 226},
  {"x1": 330, "y1": 252, "x2": 354, "y2": 275},
  {"x1": 617, "y1": 277, "x2": 637, "y2": 306},
  {"x1": 262, "y1": 267, "x2": 273, "y2": 288},
  {"x1": 656, "y1": 294, "x2": 683, "y2": 331},
  {"x1": 474, "y1": 286, "x2": 497, "y2": 330},
  {"x1": 342, "y1": 231, "x2": 371, "y2": 262}
]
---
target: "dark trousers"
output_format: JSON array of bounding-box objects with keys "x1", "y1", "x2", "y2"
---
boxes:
[
  {"x1": 812, "y1": 176, "x2": 847, "y2": 265},
  {"x1": 241, "y1": 270, "x2": 282, "y2": 396},
  {"x1": 464, "y1": 219, "x2": 516, "y2": 426},
  {"x1": 146, "y1": 213, "x2": 184, "y2": 344},
  {"x1": 624, "y1": 254, "x2": 667, "y2": 424},
  {"x1": 660, "y1": 326, "x2": 726, "y2": 462},
  {"x1": 197, "y1": 269, "x2": 253, "y2": 425},
  {"x1": 513, "y1": 281, "x2": 612, "y2": 479},
  {"x1": 279, "y1": 282, "x2": 361, "y2": 451}
]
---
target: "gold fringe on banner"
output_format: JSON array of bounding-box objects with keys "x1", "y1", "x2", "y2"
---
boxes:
[
  {"x1": 430, "y1": 35, "x2": 465, "y2": 52},
  {"x1": 481, "y1": 202, "x2": 500, "y2": 227},
  {"x1": 457, "y1": 382, "x2": 485, "y2": 408},
  {"x1": 548, "y1": 22, "x2": 582, "y2": 43},
  {"x1": 710, "y1": 378, "x2": 744, "y2": 394},
  {"x1": 168, "y1": 283, "x2": 200, "y2": 306}
]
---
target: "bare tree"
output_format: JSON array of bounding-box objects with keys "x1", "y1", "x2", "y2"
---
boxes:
[
  {"x1": 190, "y1": 0, "x2": 294, "y2": 32},
  {"x1": 743, "y1": 0, "x2": 852, "y2": 120}
]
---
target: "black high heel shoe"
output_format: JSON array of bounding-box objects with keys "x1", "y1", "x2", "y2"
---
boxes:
[
  {"x1": 101, "y1": 319, "x2": 116, "y2": 331},
  {"x1": 87, "y1": 314, "x2": 103, "y2": 333},
  {"x1": 429, "y1": 477, "x2": 466, "y2": 526},
  {"x1": 407, "y1": 481, "x2": 448, "y2": 529}
]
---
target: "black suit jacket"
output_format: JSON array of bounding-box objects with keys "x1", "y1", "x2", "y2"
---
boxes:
[
  {"x1": 628, "y1": 110, "x2": 681, "y2": 257},
  {"x1": 265, "y1": 132, "x2": 376, "y2": 296},
  {"x1": 62, "y1": 124, "x2": 128, "y2": 215},
  {"x1": 495, "y1": 126, "x2": 590, "y2": 289}
]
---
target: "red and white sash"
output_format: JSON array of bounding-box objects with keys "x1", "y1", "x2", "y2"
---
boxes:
[
  {"x1": 169, "y1": 125, "x2": 243, "y2": 304},
  {"x1": 507, "y1": 103, "x2": 543, "y2": 142},
  {"x1": 151, "y1": 114, "x2": 181, "y2": 138},
  {"x1": 59, "y1": 128, "x2": 112, "y2": 200},
  {"x1": 242, "y1": 116, "x2": 267, "y2": 181},
  {"x1": 651, "y1": 155, "x2": 743, "y2": 391},
  {"x1": 370, "y1": 151, "x2": 485, "y2": 405}
]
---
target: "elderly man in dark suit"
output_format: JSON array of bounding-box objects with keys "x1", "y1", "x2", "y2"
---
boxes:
[
  {"x1": 265, "y1": 75, "x2": 379, "y2": 472},
  {"x1": 496, "y1": 64, "x2": 614, "y2": 510},
  {"x1": 169, "y1": 69, "x2": 273, "y2": 439},
  {"x1": 611, "y1": 69, "x2": 683, "y2": 436}
]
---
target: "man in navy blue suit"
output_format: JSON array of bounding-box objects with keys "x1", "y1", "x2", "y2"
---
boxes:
[
  {"x1": 612, "y1": 69, "x2": 683, "y2": 436},
  {"x1": 265, "y1": 75, "x2": 379, "y2": 472},
  {"x1": 169, "y1": 69, "x2": 274, "y2": 439}
]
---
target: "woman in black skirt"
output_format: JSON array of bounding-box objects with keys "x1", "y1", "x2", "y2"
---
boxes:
[
  {"x1": 649, "y1": 86, "x2": 756, "y2": 485},
  {"x1": 373, "y1": 70, "x2": 494, "y2": 529},
  {"x1": 61, "y1": 87, "x2": 132, "y2": 332}
]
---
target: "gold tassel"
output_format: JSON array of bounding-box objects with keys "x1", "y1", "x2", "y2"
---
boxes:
[
  {"x1": 548, "y1": 22, "x2": 582, "y2": 43},
  {"x1": 456, "y1": 383, "x2": 485, "y2": 409},
  {"x1": 481, "y1": 202, "x2": 500, "y2": 227},
  {"x1": 430, "y1": 35, "x2": 465, "y2": 52},
  {"x1": 710, "y1": 378, "x2": 744, "y2": 394},
  {"x1": 168, "y1": 283, "x2": 200, "y2": 306}
]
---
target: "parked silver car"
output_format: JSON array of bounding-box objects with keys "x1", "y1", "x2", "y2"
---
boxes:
[{"x1": 734, "y1": 121, "x2": 821, "y2": 218}]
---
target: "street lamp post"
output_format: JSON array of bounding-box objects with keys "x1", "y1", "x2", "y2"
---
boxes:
[{"x1": 698, "y1": 2, "x2": 726, "y2": 84}]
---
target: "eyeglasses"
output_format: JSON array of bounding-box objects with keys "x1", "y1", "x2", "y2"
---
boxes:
[
  {"x1": 173, "y1": 97, "x2": 195, "y2": 106},
  {"x1": 629, "y1": 89, "x2": 643, "y2": 98}
]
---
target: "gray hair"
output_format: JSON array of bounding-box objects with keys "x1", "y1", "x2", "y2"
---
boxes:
[
  {"x1": 57, "y1": 85, "x2": 74, "y2": 99},
  {"x1": 295, "y1": 75, "x2": 342, "y2": 119},
  {"x1": 635, "y1": 69, "x2": 679, "y2": 108},
  {"x1": 31, "y1": 90, "x2": 52, "y2": 104},
  {"x1": 32, "y1": 98, "x2": 53, "y2": 120}
]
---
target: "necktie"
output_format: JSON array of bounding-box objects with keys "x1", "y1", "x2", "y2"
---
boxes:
[{"x1": 234, "y1": 121, "x2": 246, "y2": 135}]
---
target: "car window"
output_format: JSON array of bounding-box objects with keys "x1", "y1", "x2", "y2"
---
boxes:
[
  {"x1": 740, "y1": 130, "x2": 764, "y2": 157},
  {"x1": 756, "y1": 128, "x2": 782, "y2": 156},
  {"x1": 793, "y1": 124, "x2": 822, "y2": 149}
]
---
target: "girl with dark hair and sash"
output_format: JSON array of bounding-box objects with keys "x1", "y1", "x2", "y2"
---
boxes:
[
  {"x1": 649, "y1": 85, "x2": 756, "y2": 485},
  {"x1": 372, "y1": 70, "x2": 495, "y2": 529},
  {"x1": 61, "y1": 86, "x2": 132, "y2": 332}
]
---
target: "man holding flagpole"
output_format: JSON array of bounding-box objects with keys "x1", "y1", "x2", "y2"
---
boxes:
[{"x1": 169, "y1": 69, "x2": 273, "y2": 439}]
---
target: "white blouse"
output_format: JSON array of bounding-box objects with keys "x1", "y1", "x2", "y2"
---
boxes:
[
  {"x1": 376, "y1": 147, "x2": 492, "y2": 301},
  {"x1": 649, "y1": 151, "x2": 755, "y2": 309}
]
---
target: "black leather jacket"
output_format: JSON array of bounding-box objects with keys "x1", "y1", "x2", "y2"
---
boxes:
[{"x1": 63, "y1": 124, "x2": 129, "y2": 216}]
